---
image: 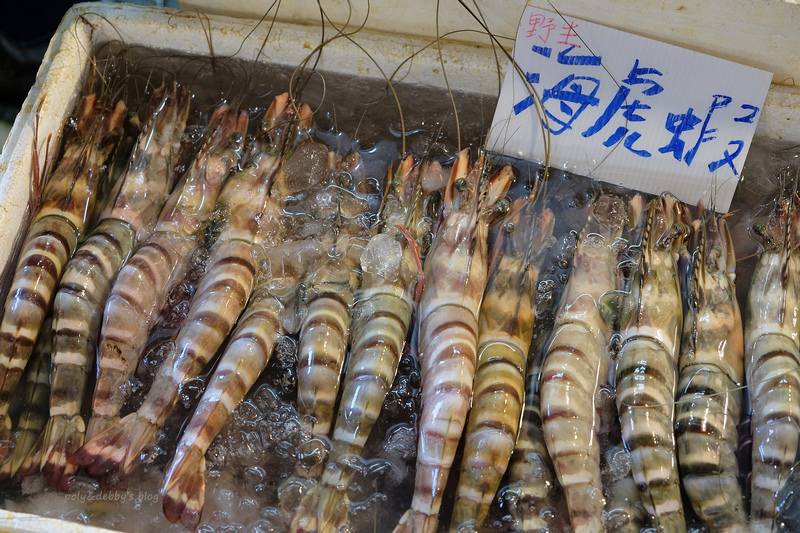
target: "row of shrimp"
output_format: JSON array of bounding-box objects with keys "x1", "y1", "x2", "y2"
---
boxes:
[
  {"x1": 2, "y1": 78, "x2": 798, "y2": 533},
  {"x1": 526, "y1": 188, "x2": 800, "y2": 533}
]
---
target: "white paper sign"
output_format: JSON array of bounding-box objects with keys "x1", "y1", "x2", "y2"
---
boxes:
[{"x1": 487, "y1": 6, "x2": 772, "y2": 211}]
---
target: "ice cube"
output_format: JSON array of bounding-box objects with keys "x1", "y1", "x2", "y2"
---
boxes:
[{"x1": 360, "y1": 233, "x2": 402, "y2": 281}]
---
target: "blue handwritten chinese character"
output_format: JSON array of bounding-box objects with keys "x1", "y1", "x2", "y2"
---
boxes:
[
  {"x1": 622, "y1": 60, "x2": 664, "y2": 96},
  {"x1": 658, "y1": 108, "x2": 702, "y2": 161},
  {"x1": 557, "y1": 45, "x2": 601, "y2": 66},
  {"x1": 708, "y1": 140, "x2": 745, "y2": 176},
  {"x1": 539, "y1": 74, "x2": 601, "y2": 135},
  {"x1": 580, "y1": 60, "x2": 662, "y2": 156},
  {"x1": 684, "y1": 94, "x2": 732, "y2": 166},
  {"x1": 511, "y1": 73, "x2": 542, "y2": 115},
  {"x1": 603, "y1": 128, "x2": 651, "y2": 157}
]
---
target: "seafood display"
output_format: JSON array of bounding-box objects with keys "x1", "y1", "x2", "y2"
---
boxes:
[{"x1": 1, "y1": 44, "x2": 800, "y2": 533}]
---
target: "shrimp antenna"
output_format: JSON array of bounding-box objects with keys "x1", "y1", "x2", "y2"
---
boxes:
[{"x1": 455, "y1": 0, "x2": 552, "y2": 181}]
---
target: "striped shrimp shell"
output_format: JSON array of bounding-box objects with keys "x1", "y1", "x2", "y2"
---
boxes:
[
  {"x1": 0, "y1": 95, "x2": 126, "y2": 458},
  {"x1": 162, "y1": 238, "x2": 323, "y2": 529},
  {"x1": 83, "y1": 104, "x2": 247, "y2": 444},
  {"x1": 73, "y1": 100, "x2": 297, "y2": 487},
  {"x1": 676, "y1": 208, "x2": 746, "y2": 532},
  {"x1": 29, "y1": 85, "x2": 189, "y2": 492},
  {"x1": 540, "y1": 193, "x2": 625, "y2": 533},
  {"x1": 450, "y1": 197, "x2": 554, "y2": 532},
  {"x1": 745, "y1": 197, "x2": 800, "y2": 532},
  {"x1": 0, "y1": 317, "x2": 52, "y2": 486},
  {"x1": 294, "y1": 157, "x2": 426, "y2": 533},
  {"x1": 394, "y1": 151, "x2": 512, "y2": 533},
  {"x1": 295, "y1": 152, "x2": 377, "y2": 441},
  {"x1": 616, "y1": 193, "x2": 687, "y2": 533}
]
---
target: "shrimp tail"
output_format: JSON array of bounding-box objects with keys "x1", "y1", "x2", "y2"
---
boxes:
[
  {"x1": 69, "y1": 412, "x2": 150, "y2": 489},
  {"x1": 39, "y1": 415, "x2": 84, "y2": 491},
  {"x1": 162, "y1": 444, "x2": 206, "y2": 530},
  {"x1": 0, "y1": 424, "x2": 35, "y2": 488},
  {"x1": 393, "y1": 508, "x2": 438, "y2": 533}
]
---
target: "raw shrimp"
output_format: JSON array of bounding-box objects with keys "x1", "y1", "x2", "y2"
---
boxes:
[
  {"x1": 450, "y1": 198, "x2": 555, "y2": 532},
  {"x1": 82, "y1": 103, "x2": 247, "y2": 443},
  {"x1": 0, "y1": 318, "x2": 52, "y2": 486},
  {"x1": 394, "y1": 151, "x2": 512, "y2": 533},
  {"x1": 26, "y1": 86, "x2": 189, "y2": 492},
  {"x1": 0, "y1": 94, "x2": 126, "y2": 459},
  {"x1": 603, "y1": 443, "x2": 648, "y2": 533},
  {"x1": 162, "y1": 238, "x2": 323, "y2": 529},
  {"x1": 295, "y1": 152, "x2": 377, "y2": 439},
  {"x1": 504, "y1": 379, "x2": 559, "y2": 533},
  {"x1": 745, "y1": 197, "x2": 800, "y2": 533},
  {"x1": 539, "y1": 193, "x2": 625, "y2": 533},
  {"x1": 675, "y1": 208, "x2": 746, "y2": 532},
  {"x1": 616, "y1": 193, "x2": 687, "y2": 533},
  {"x1": 73, "y1": 98, "x2": 303, "y2": 488},
  {"x1": 292, "y1": 157, "x2": 428, "y2": 533}
]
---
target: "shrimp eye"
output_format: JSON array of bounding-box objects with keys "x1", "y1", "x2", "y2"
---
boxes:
[
  {"x1": 454, "y1": 178, "x2": 468, "y2": 191},
  {"x1": 231, "y1": 132, "x2": 243, "y2": 144},
  {"x1": 752, "y1": 222, "x2": 775, "y2": 247},
  {"x1": 337, "y1": 171, "x2": 353, "y2": 189},
  {"x1": 66, "y1": 115, "x2": 78, "y2": 129},
  {"x1": 495, "y1": 198, "x2": 510, "y2": 214}
]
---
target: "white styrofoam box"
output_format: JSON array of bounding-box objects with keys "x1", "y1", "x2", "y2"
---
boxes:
[
  {"x1": 178, "y1": 0, "x2": 800, "y2": 86},
  {"x1": 0, "y1": 510, "x2": 117, "y2": 533},
  {"x1": 1, "y1": 2, "x2": 799, "y2": 531}
]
